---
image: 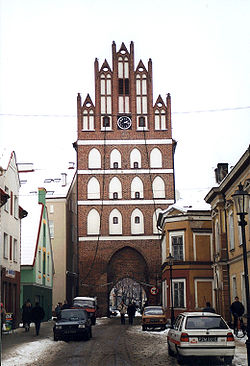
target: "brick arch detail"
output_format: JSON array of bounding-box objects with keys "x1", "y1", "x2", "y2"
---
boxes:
[{"x1": 107, "y1": 246, "x2": 150, "y2": 290}]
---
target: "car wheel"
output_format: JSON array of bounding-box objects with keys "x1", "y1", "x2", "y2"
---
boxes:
[
  {"x1": 89, "y1": 327, "x2": 92, "y2": 338},
  {"x1": 142, "y1": 325, "x2": 146, "y2": 331},
  {"x1": 53, "y1": 333, "x2": 59, "y2": 341},
  {"x1": 167, "y1": 342, "x2": 175, "y2": 357},
  {"x1": 224, "y1": 356, "x2": 233, "y2": 365}
]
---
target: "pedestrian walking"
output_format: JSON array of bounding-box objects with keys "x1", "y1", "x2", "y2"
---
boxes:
[
  {"x1": 61, "y1": 300, "x2": 70, "y2": 310},
  {"x1": 127, "y1": 302, "x2": 136, "y2": 325},
  {"x1": 1, "y1": 303, "x2": 6, "y2": 334},
  {"x1": 230, "y1": 296, "x2": 245, "y2": 333},
  {"x1": 118, "y1": 300, "x2": 127, "y2": 324},
  {"x1": 55, "y1": 302, "x2": 62, "y2": 318},
  {"x1": 31, "y1": 302, "x2": 45, "y2": 336},
  {"x1": 202, "y1": 301, "x2": 216, "y2": 313},
  {"x1": 22, "y1": 299, "x2": 32, "y2": 332}
]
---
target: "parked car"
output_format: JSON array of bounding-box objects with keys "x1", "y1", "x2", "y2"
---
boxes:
[
  {"x1": 53, "y1": 309, "x2": 92, "y2": 341},
  {"x1": 141, "y1": 306, "x2": 167, "y2": 331},
  {"x1": 72, "y1": 296, "x2": 98, "y2": 325},
  {"x1": 167, "y1": 312, "x2": 235, "y2": 365}
]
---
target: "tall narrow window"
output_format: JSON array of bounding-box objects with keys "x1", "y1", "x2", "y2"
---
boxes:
[
  {"x1": 3, "y1": 233, "x2": 8, "y2": 258},
  {"x1": 173, "y1": 280, "x2": 185, "y2": 308},
  {"x1": 118, "y1": 56, "x2": 130, "y2": 113},
  {"x1": 136, "y1": 73, "x2": 147, "y2": 129},
  {"x1": 229, "y1": 211, "x2": 235, "y2": 250},
  {"x1": 170, "y1": 232, "x2": 185, "y2": 260},
  {"x1": 82, "y1": 109, "x2": 94, "y2": 130},
  {"x1": 101, "y1": 73, "x2": 112, "y2": 130}
]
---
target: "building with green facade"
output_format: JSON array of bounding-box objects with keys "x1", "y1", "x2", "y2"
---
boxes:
[{"x1": 20, "y1": 187, "x2": 54, "y2": 321}]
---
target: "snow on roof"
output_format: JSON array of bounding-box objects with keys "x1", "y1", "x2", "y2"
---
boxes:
[
  {"x1": 20, "y1": 194, "x2": 42, "y2": 266},
  {"x1": 167, "y1": 188, "x2": 211, "y2": 215}
]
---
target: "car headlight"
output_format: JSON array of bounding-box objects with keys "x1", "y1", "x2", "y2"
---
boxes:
[
  {"x1": 78, "y1": 324, "x2": 86, "y2": 328},
  {"x1": 56, "y1": 325, "x2": 62, "y2": 329}
]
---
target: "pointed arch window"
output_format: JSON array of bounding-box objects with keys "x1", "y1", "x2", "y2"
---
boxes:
[
  {"x1": 131, "y1": 208, "x2": 144, "y2": 234},
  {"x1": 153, "y1": 208, "x2": 162, "y2": 234},
  {"x1": 110, "y1": 149, "x2": 121, "y2": 169},
  {"x1": 109, "y1": 209, "x2": 122, "y2": 234},
  {"x1": 131, "y1": 177, "x2": 144, "y2": 199},
  {"x1": 152, "y1": 176, "x2": 165, "y2": 198},
  {"x1": 150, "y1": 148, "x2": 162, "y2": 168},
  {"x1": 87, "y1": 177, "x2": 100, "y2": 199},
  {"x1": 88, "y1": 148, "x2": 101, "y2": 169},
  {"x1": 130, "y1": 148, "x2": 141, "y2": 169},
  {"x1": 109, "y1": 177, "x2": 122, "y2": 199},
  {"x1": 87, "y1": 209, "x2": 100, "y2": 235}
]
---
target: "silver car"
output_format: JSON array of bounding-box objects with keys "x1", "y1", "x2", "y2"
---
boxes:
[{"x1": 167, "y1": 312, "x2": 235, "y2": 365}]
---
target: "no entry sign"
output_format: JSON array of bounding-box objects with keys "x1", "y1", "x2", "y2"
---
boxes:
[{"x1": 150, "y1": 286, "x2": 159, "y2": 295}]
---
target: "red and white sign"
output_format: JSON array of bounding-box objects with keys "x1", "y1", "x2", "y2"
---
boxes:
[{"x1": 150, "y1": 286, "x2": 159, "y2": 295}]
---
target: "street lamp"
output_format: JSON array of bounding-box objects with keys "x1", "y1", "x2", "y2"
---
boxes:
[
  {"x1": 232, "y1": 183, "x2": 250, "y2": 363},
  {"x1": 167, "y1": 253, "x2": 175, "y2": 327}
]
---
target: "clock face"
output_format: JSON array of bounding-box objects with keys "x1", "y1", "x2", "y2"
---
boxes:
[{"x1": 117, "y1": 115, "x2": 132, "y2": 130}]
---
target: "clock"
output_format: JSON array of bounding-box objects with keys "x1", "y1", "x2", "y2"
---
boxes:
[{"x1": 117, "y1": 115, "x2": 132, "y2": 130}]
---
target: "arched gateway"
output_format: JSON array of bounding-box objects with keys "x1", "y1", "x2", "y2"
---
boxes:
[{"x1": 76, "y1": 42, "x2": 175, "y2": 317}]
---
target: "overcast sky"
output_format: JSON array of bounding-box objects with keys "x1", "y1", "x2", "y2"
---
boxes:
[{"x1": 0, "y1": 0, "x2": 249, "y2": 199}]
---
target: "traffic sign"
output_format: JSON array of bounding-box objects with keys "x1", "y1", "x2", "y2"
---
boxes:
[{"x1": 150, "y1": 286, "x2": 159, "y2": 295}]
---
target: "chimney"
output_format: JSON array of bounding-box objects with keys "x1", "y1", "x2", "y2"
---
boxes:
[
  {"x1": 61, "y1": 173, "x2": 67, "y2": 187},
  {"x1": 215, "y1": 163, "x2": 228, "y2": 184}
]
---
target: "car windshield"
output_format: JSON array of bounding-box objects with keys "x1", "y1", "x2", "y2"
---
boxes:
[
  {"x1": 186, "y1": 316, "x2": 228, "y2": 330},
  {"x1": 144, "y1": 307, "x2": 163, "y2": 315},
  {"x1": 73, "y1": 300, "x2": 95, "y2": 308},
  {"x1": 60, "y1": 310, "x2": 87, "y2": 320}
]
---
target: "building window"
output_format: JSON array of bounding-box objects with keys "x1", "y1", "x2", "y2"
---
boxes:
[
  {"x1": 14, "y1": 195, "x2": 18, "y2": 218},
  {"x1": 49, "y1": 221, "x2": 54, "y2": 239},
  {"x1": 229, "y1": 211, "x2": 235, "y2": 250},
  {"x1": 13, "y1": 239, "x2": 17, "y2": 262},
  {"x1": 133, "y1": 162, "x2": 139, "y2": 169},
  {"x1": 170, "y1": 232, "x2": 184, "y2": 260},
  {"x1": 113, "y1": 192, "x2": 118, "y2": 200},
  {"x1": 103, "y1": 115, "x2": 110, "y2": 127},
  {"x1": 119, "y1": 79, "x2": 129, "y2": 95},
  {"x1": 113, "y1": 217, "x2": 118, "y2": 224},
  {"x1": 135, "y1": 192, "x2": 140, "y2": 199},
  {"x1": 232, "y1": 276, "x2": 237, "y2": 299},
  {"x1": 173, "y1": 279, "x2": 185, "y2": 308},
  {"x1": 139, "y1": 116, "x2": 146, "y2": 127},
  {"x1": 4, "y1": 186, "x2": 9, "y2": 212},
  {"x1": 3, "y1": 233, "x2": 8, "y2": 258},
  {"x1": 135, "y1": 216, "x2": 140, "y2": 224},
  {"x1": 113, "y1": 162, "x2": 118, "y2": 169}
]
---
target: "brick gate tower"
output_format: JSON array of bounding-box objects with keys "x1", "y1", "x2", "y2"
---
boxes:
[{"x1": 76, "y1": 42, "x2": 175, "y2": 316}]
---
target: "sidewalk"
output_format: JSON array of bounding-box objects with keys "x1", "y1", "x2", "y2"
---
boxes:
[{"x1": 1, "y1": 321, "x2": 54, "y2": 358}]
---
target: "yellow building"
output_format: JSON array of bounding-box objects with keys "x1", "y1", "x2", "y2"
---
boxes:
[
  {"x1": 158, "y1": 199, "x2": 213, "y2": 320},
  {"x1": 205, "y1": 145, "x2": 250, "y2": 322}
]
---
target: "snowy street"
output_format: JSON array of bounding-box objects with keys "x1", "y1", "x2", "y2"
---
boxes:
[{"x1": 1, "y1": 316, "x2": 248, "y2": 366}]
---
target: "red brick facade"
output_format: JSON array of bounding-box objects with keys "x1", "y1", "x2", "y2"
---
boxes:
[{"x1": 76, "y1": 42, "x2": 175, "y2": 316}]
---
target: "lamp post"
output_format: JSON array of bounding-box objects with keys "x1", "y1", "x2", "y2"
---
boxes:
[
  {"x1": 232, "y1": 183, "x2": 250, "y2": 363},
  {"x1": 167, "y1": 253, "x2": 175, "y2": 327}
]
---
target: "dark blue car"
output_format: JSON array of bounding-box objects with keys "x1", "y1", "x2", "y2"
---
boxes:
[{"x1": 53, "y1": 309, "x2": 92, "y2": 341}]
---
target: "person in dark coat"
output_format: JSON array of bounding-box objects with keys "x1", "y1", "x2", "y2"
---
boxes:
[
  {"x1": 230, "y1": 296, "x2": 245, "y2": 332},
  {"x1": 127, "y1": 302, "x2": 136, "y2": 325},
  {"x1": 31, "y1": 302, "x2": 45, "y2": 336},
  {"x1": 202, "y1": 302, "x2": 216, "y2": 313},
  {"x1": 22, "y1": 299, "x2": 32, "y2": 332}
]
